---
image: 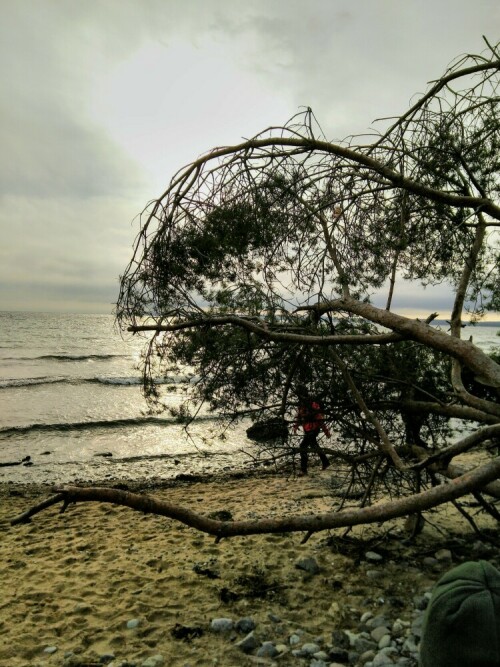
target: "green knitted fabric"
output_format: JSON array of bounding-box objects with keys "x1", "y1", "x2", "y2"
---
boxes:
[{"x1": 420, "y1": 560, "x2": 500, "y2": 667}]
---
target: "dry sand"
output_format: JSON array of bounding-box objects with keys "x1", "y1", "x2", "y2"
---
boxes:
[{"x1": 0, "y1": 469, "x2": 497, "y2": 667}]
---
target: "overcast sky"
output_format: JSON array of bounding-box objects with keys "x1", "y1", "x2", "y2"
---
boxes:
[{"x1": 1, "y1": 1, "x2": 499, "y2": 318}]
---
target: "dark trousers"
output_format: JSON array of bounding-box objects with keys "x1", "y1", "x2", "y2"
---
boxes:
[{"x1": 299, "y1": 430, "x2": 330, "y2": 473}]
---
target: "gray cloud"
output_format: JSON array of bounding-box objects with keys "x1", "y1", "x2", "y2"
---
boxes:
[
  {"x1": 374, "y1": 283, "x2": 455, "y2": 312},
  {"x1": 1, "y1": 0, "x2": 498, "y2": 314},
  {"x1": 213, "y1": 0, "x2": 500, "y2": 139},
  {"x1": 1, "y1": 3, "x2": 146, "y2": 199},
  {"x1": 0, "y1": 194, "x2": 138, "y2": 313},
  {"x1": 1, "y1": 105, "x2": 145, "y2": 199},
  {"x1": 0, "y1": 280, "x2": 119, "y2": 314}
]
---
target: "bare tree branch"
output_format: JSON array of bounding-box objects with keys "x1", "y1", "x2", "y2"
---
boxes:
[
  {"x1": 129, "y1": 316, "x2": 406, "y2": 346},
  {"x1": 10, "y1": 457, "x2": 500, "y2": 537},
  {"x1": 328, "y1": 348, "x2": 407, "y2": 471},
  {"x1": 301, "y1": 298, "x2": 500, "y2": 388},
  {"x1": 413, "y1": 423, "x2": 500, "y2": 470}
]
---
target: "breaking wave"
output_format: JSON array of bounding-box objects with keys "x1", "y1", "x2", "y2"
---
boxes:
[
  {"x1": 0, "y1": 376, "x2": 186, "y2": 389},
  {"x1": 0, "y1": 414, "x2": 217, "y2": 438}
]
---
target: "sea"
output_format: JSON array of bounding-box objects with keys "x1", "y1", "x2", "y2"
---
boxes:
[
  {"x1": 0, "y1": 312, "x2": 498, "y2": 486},
  {"x1": 0, "y1": 312, "x2": 255, "y2": 485}
]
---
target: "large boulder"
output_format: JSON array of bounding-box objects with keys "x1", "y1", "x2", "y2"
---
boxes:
[{"x1": 246, "y1": 418, "x2": 288, "y2": 442}]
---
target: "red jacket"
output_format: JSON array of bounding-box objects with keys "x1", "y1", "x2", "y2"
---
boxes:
[{"x1": 294, "y1": 401, "x2": 331, "y2": 436}]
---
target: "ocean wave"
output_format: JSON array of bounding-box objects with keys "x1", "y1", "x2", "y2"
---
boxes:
[
  {"x1": 0, "y1": 375, "x2": 186, "y2": 389},
  {"x1": 0, "y1": 416, "x2": 176, "y2": 437},
  {"x1": 87, "y1": 375, "x2": 190, "y2": 386},
  {"x1": 0, "y1": 414, "x2": 217, "y2": 438},
  {"x1": 85, "y1": 376, "x2": 144, "y2": 386},
  {"x1": 0, "y1": 353, "x2": 127, "y2": 363},
  {"x1": 0, "y1": 376, "x2": 68, "y2": 389},
  {"x1": 39, "y1": 353, "x2": 126, "y2": 362}
]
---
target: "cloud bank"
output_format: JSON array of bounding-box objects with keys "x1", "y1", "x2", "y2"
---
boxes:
[{"x1": 1, "y1": 0, "x2": 498, "y2": 314}]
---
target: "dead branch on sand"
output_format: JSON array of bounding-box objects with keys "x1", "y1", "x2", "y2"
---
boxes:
[{"x1": 10, "y1": 456, "x2": 500, "y2": 541}]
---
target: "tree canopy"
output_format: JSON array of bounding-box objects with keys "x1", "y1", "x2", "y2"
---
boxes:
[{"x1": 113, "y1": 40, "x2": 500, "y2": 536}]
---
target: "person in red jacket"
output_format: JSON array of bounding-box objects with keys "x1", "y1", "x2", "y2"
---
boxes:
[{"x1": 293, "y1": 389, "x2": 331, "y2": 475}]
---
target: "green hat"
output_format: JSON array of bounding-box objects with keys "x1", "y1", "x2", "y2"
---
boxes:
[{"x1": 420, "y1": 560, "x2": 500, "y2": 667}]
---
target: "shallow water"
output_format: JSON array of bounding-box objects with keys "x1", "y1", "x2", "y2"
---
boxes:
[
  {"x1": 0, "y1": 312, "x2": 254, "y2": 484},
  {"x1": 0, "y1": 312, "x2": 498, "y2": 485}
]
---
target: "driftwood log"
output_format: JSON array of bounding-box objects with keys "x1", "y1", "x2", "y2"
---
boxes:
[{"x1": 9, "y1": 456, "x2": 500, "y2": 540}]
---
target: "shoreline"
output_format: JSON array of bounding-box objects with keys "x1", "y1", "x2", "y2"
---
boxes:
[{"x1": 0, "y1": 462, "x2": 289, "y2": 497}]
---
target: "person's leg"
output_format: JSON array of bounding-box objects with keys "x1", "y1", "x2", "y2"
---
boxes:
[
  {"x1": 299, "y1": 434, "x2": 310, "y2": 474},
  {"x1": 310, "y1": 432, "x2": 330, "y2": 469},
  {"x1": 319, "y1": 450, "x2": 330, "y2": 469},
  {"x1": 318, "y1": 444, "x2": 330, "y2": 469}
]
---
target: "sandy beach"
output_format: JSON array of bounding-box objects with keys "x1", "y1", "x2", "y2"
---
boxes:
[{"x1": 1, "y1": 469, "x2": 498, "y2": 667}]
